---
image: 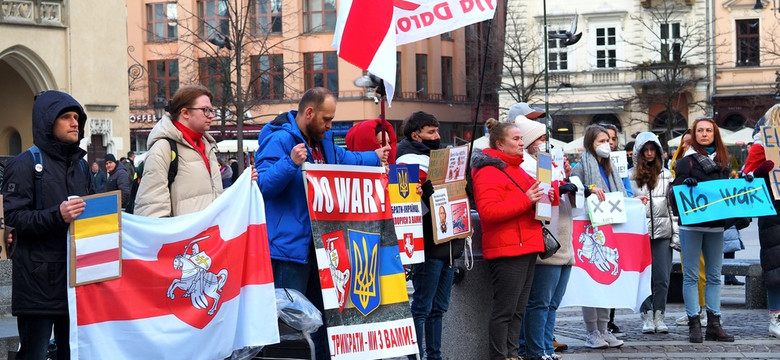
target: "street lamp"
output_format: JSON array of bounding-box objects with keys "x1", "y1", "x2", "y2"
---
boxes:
[
  {"x1": 543, "y1": 1, "x2": 581, "y2": 142},
  {"x1": 153, "y1": 96, "x2": 167, "y2": 120}
]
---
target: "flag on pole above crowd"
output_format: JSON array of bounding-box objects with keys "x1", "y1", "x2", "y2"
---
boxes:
[
  {"x1": 68, "y1": 170, "x2": 279, "y2": 359},
  {"x1": 332, "y1": 0, "x2": 497, "y2": 105}
]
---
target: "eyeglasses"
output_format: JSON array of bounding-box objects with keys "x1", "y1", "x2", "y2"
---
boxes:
[{"x1": 186, "y1": 107, "x2": 216, "y2": 116}]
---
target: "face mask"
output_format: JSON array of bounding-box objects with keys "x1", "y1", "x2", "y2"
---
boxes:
[
  {"x1": 537, "y1": 141, "x2": 549, "y2": 153},
  {"x1": 421, "y1": 138, "x2": 441, "y2": 150},
  {"x1": 595, "y1": 143, "x2": 611, "y2": 158}
]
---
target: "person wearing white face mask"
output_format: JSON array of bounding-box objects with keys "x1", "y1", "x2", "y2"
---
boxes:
[{"x1": 569, "y1": 124, "x2": 628, "y2": 349}]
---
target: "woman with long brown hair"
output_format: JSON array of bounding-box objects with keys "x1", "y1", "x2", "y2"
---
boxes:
[
  {"x1": 671, "y1": 117, "x2": 733, "y2": 343},
  {"x1": 629, "y1": 132, "x2": 676, "y2": 334}
]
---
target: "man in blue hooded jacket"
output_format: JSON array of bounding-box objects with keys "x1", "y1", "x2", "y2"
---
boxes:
[
  {"x1": 2, "y1": 90, "x2": 92, "y2": 360},
  {"x1": 255, "y1": 87, "x2": 389, "y2": 359}
]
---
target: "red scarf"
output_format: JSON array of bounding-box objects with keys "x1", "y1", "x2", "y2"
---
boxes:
[{"x1": 173, "y1": 120, "x2": 211, "y2": 173}]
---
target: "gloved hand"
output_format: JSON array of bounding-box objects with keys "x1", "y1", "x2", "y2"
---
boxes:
[
  {"x1": 754, "y1": 160, "x2": 775, "y2": 178},
  {"x1": 559, "y1": 183, "x2": 577, "y2": 195},
  {"x1": 745, "y1": 173, "x2": 754, "y2": 182},
  {"x1": 683, "y1": 177, "x2": 698, "y2": 187},
  {"x1": 583, "y1": 186, "x2": 592, "y2": 198}
]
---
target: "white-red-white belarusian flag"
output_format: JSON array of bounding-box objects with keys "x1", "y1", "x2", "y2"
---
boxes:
[
  {"x1": 394, "y1": 0, "x2": 497, "y2": 46},
  {"x1": 68, "y1": 170, "x2": 279, "y2": 360},
  {"x1": 332, "y1": 0, "x2": 396, "y2": 104},
  {"x1": 560, "y1": 197, "x2": 652, "y2": 312}
]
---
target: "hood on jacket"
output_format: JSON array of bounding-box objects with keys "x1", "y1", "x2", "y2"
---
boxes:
[
  {"x1": 470, "y1": 148, "x2": 508, "y2": 172},
  {"x1": 32, "y1": 90, "x2": 87, "y2": 159},
  {"x1": 258, "y1": 111, "x2": 304, "y2": 147},
  {"x1": 345, "y1": 118, "x2": 397, "y2": 164},
  {"x1": 632, "y1": 131, "x2": 663, "y2": 165}
]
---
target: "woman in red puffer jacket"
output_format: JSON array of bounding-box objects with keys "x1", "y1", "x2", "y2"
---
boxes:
[{"x1": 471, "y1": 119, "x2": 545, "y2": 360}]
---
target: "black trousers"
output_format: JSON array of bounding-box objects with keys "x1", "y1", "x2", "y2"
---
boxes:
[
  {"x1": 16, "y1": 314, "x2": 69, "y2": 360},
  {"x1": 487, "y1": 254, "x2": 537, "y2": 360}
]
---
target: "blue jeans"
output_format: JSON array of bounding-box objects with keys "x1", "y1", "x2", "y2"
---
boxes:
[
  {"x1": 16, "y1": 315, "x2": 69, "y2": 360},
  {"x1": 519, "y1": 265, "x2": 571, "y2": 358},
  {"x1": 680, "y1": 229, "x2": 724, "y2": 316},
  {"x1": 408, "y1": 258, "x2": 455, "y2": 360},
  {"x1": 272, "y1": 259, "x2": 330, "y2": 360},
  {"x1": 769, "y1": 285, "x2": 780, "y2": 312}
]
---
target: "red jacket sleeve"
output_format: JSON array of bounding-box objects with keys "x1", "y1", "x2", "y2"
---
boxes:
[
  {"x1": 473, "y1": 166, "x2": 533, "y2": 224},
  {"x1": 743, "y1": 143, "x2": 766, "y2": 174}
]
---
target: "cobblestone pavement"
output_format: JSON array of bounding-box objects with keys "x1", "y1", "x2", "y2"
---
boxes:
[{"x1": 552, "y1": 284, "x2": 780, "y2": 359}]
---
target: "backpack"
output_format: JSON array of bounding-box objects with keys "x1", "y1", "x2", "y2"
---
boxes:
[
  {"x1": 28, "y1": 145, "x2": 88, "y2": 210},
  {"x1": 130, "y1": 138, "x2": 178, "y2": 213}
]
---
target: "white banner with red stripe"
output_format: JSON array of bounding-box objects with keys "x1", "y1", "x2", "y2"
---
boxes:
[
  {"x1": 560, "y1": 197, "x2": 652, "y2": 311},
  {"x1": 67, "y1": 170, "x2": 279, "y2": 359}
]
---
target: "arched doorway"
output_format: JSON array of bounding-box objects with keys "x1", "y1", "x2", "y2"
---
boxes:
[
  {"x1": 651, "y1": 110, "x2": 688, "y2": 150},
  {"x1": 591, "y1": 114, "x2": 623, "y2": 132},
  {"x1": 722, "y1": 114, "x2": 746, "y2": 130}
]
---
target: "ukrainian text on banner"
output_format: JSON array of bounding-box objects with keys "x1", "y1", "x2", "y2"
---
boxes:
[
  {"x1": 560, "y1": 197, "x2": 652, "y2": 312},
  {"x1": 68, "y1": 170, "x2": 279, "y2": 360},
  {"x1": 69, "y1": 190, "x2": 121, "y2": 286},
  {"x1": 760, "y1": 126, "x2": 780, "y2": 199},
  {"x1": 304, "y1": 163, "x2": 417, "y2": 360},
  {"x1": 395, "y1": 0, "x2": 497, "y2": 46},
  {"x1": 389, "y1": 164, "x2": 424, "y2": 265},
  {"x1": 672, "y1": 178, "x2": 776, "y2": 225}
]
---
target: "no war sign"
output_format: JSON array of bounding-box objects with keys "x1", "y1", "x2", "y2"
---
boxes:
[{"x1": 673, "y1": 178, "x2": 777, "y2": 225}]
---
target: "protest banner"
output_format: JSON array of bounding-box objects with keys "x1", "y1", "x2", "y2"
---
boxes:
[
  {"x1": 69, "y1": 170, "x2": 279, "y2": 359},
  {"x1": 560, "y1": 197, "x2": 652, "y2": 311},
  {"x1": 304, "y1": 164, "x2": 417, "y2": 360},
  {"x1": 427, "y1": 145, "x2": 473, "y2": 244},
  {"x1": 69, "y1": 191, "x2": 122, "y2": 286},
  {"x1": 428, "y1": 144, "x2": 469, "y2": 185},
  {"x1": 535, "y1": 152, "x2": 553, "y2": 221},
  {"x1": 587, "y1": 192, "x2": 627, "y2": 227},
  {"x1": 672, "y1": 178, "x2": 777, "y2": 225},
  {"x1": 610, "y1": 151, "x2": 629, "y2": 178},
  {"x1": 388, "y1": 164, "x2": 424, "y2": 265},
  {"x1": 395, "y1": 0, "x2": 497, "y2": 46},
  {"x1": 760, "y1": 126, "x2": 780, "y2": 200}
]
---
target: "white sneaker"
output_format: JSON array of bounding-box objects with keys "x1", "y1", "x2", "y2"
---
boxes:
[
  {"x1": 601, "y1": 330, "x2": 624, "y2": 348},
  {"x1": 770, "y1": 312, "x2": 780, "y2": 338},
  {"x1": 641, "y1": 312, "x2": 655, "y2": 333},
  {"x1": 585, "y1": 330, "x2": 608, "y2": 349},
  {"x1": 654, "y1": 311, "x2": 669, "y2": 334},
  {"x1": 675, "y1": 313, "x2": 688, "y2": 326},
  {"x1": 700, "y1": 310, "x2": 708, "y2": 326}
]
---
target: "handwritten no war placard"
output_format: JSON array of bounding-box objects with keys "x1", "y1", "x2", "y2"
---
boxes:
[{"x1": 673, "y1": 178, "x2": 777, "y2": 225}]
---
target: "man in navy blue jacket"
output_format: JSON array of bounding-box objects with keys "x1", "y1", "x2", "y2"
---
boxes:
[
  {"x1": 3, "y1": 90, "x2": 92, "y2": 360},
  {"x1": 255, "y1": 87, "x2": 389, "y2": 359}
]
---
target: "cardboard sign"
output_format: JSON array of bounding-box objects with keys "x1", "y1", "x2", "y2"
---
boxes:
[
  {"x1": 673, "y1": 178, "x2": 776, "y2": 225},
  {"x1": 69, "y1": 191, "x2": 122, "y2": 286},
  {"x1": 587, "y1": 192, "x2": 627, "y2": 227},
  {"x1": 760, "y1": 126, "x2": 780, "y2": 200},
  {"x1": 535, "y1": 152, "x2": 553, "y2": 221},
  {"x1": 428, "y1": 144, "x2": 469, "y2": 185},
  {"x1": 388, "y1": 164, "x2": 424, "y2": 265},
  {"x1": 431, "y1": 180, "x2": 473, "y2": 244},
  {"x1": 610, "y1": 151, "x2": 629, "y2": 179}
]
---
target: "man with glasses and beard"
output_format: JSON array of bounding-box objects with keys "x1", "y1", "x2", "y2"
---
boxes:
[{"x1": 254, "y1": 87, "x2": 389, "y2": 360}]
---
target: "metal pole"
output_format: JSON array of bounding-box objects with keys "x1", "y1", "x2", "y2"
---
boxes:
[{"x1": 543, "y1": 0, "x2": 551, "y2": 142}]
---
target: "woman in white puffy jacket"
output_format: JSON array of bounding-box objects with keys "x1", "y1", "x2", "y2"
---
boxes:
[{"x1": 629, "y1": 132, "x2": 678, "y2": 334}]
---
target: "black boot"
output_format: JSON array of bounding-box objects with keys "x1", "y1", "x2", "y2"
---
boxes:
[
  {"x1": 705, "y1": 311, "x2": 734, "y2": 342},
  {"x1": 688, "y1": 315, "x2": 703, "y2": 343}
]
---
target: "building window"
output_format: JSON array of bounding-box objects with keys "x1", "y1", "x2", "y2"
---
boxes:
[
  {"x1": 148, "y1": 59, "x2": 179, "y2": 102},
  {"x1": 198, "y1": 57, "x2": 230, "y2": 102},
  {"x1": 736, "y1": 19, "x2": 760, "y2": 67},
  {"x1": 660, "y1": 23, "x2": 682, "y2": 63},
  {"x1": 146, "y1": 3, "x2": 177, "y2": 42},
  {"x1": 441, "y1": 56, "x2": 453, "y2": 100},
  {"x1": 595, "y1": 27, "x2": 617, "y2": 68},
  {"x1": 304, "y1": 52, "x2": 339, "y2": 94},
  {"x1": 252, "y1": 54, "x2": 284, "y2": 100},
  {"x1": 416, "y1": 54, "x2": 427, "y2": 99},
  {"x1": 251, "y1": 0, "x2": 282, "y2": 35},
  {"x1": 199, "y1": 0, "x2": 229, "y2": 39},
  {"x1": 548, "y1": 30, "x2": 568, "y2": 71},
  {"x1": 303, "y1": 0, "x2": 336, "y2": 32},
  {"x1": 395, "y1": 52, "x2": 402, "y2": 97}
]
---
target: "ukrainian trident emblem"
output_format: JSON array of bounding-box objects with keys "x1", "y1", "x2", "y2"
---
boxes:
[
  {"x1": 396, "y1": 167, "x2": 410, "y2": 199},
  {"x1": 349, "y1": 229, "x2": 380, "y2": 316}
]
